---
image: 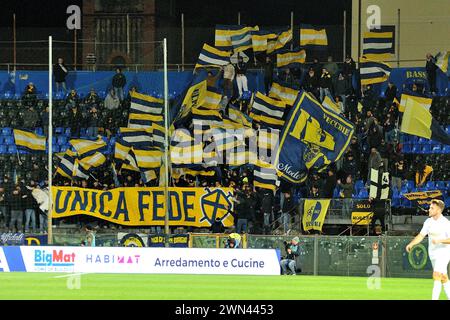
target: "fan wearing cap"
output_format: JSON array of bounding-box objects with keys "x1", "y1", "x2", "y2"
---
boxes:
[{"x1": 280, "y1": 236, "x2": 301, "y2": 275}]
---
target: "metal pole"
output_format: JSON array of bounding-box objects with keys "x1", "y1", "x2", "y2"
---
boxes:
[
  {"x1": 181, "y1": 13, "x2": 184, "y2": 71},
  {"x1": 238, "y1": 12, "x2": 241, "y2": 25},
  {"x1": 397, "y1": 9, "x2": 400, "y2": 68},
  {"x1": 357, "y1": 0, "x2": 362, "y2": 65},
  {"x1": 290, "y1": 11, "x2": 294, "y2": 50},
  {"x1": 313, "y1": 234, "x2": 318, "y2": 276},
  {"x1": 343, "y1": 10, "x2": 347, "y2": 61},
  {"x1": 163, "y1": 38, "x2": 170, "y2": 247},
  {"x1": 13, "y1": 14, "x2": 16, "y2": 73},
  {"x1": 127, "y1": 14, "x2": 130, "y2": 55},
  {"x1": 74, "y1": 29, "x2": 77, "y2": 70},
  {"x1": 48, "y1": 36, "x2": 53, "y2": 244}
]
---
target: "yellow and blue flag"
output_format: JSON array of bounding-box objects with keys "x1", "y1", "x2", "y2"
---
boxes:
[
  {"x1": 253, "y1": 159, "x2": 279, "y2": 192},
  {"x1": 128, "y1": 91, "x2": 164, "y2": 129},
  {"x1": 359, "y1": 57, "x2": 391, "y2": 85},
  {"x1": 436, "y1": 51, "x2": 450, "y2": 75},
  {"x1": 300, "y1": 25, "x2": 328, "y2": 47},
  {"x1": 400, "y1": 97, "x2": 450, "y2": 145},
  {"x1": 13, "y1": 129, "x2": 46, "y2": 152},
  {"x1": 250, "y1": 92, "x2": 286, "y2": 130},
  {"x1": 214, "y1": 25, "x2": 258, "y2": 51},
  {"x1": 362, "y1": 26, "x2": 395, "y2": 61},
  {"x1": 302, "y1": 199, "x2": 330, "y2": 232},
  {"x1": 275, "y1": 91, "x2": 354, "y2": 184},
  {"x1": 195, "y1": 44, "x2": 231, "y2": 69},
  {"x1": 399, "y1": 92, "x2": 432, "y2": 113},
  {"x1": 276, "y1": 48, "x2": 306, "y2": 68},
  {"x1": 268, "y1": 81, "x2": 299, "y2": 106}
]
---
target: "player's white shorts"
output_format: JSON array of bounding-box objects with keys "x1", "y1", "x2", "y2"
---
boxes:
[{"x1": 430, "y1": 256, "x2": 450, "y2": 274}]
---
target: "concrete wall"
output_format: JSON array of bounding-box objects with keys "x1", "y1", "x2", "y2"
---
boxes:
[{"x1": 351, "y1": 0, "x2": 450, "y2": 67}]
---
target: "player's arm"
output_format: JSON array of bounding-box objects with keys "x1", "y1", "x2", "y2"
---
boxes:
[
  {"x1": 406, "y1": 233, "x2": 425, "y2": 252},
  {"x1": 432, "y1": 238, "x2": 450, "y2": 245}
]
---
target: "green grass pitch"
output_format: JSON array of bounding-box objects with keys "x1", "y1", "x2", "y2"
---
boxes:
[{"x1": 0, "y1": 273, "x2": 441, "y2": 300}]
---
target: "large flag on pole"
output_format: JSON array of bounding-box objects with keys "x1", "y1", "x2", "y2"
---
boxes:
[
  {"x1": 13, "y1": 129, "x2": 46, "y2": 152},
  {"x1": 362, "y1": 26, "x2": 395, "y2": 61},
  {"x1": 195, "y1": 44, "x2": 231, "y2": 69},
  {"x1": 299, "y1": 25, "x2": 328, "y2": 47},
  {"x1": 276, "y1": 48, "x2": 306, "y2": 68},
  {"x1": 400, "y1": 97, "x2": 450, "y2": 145},
  {"x1": 359, "y1": 57, "x2": 391, "y2": 85},
  {"x1": 275, "y1": 91, "x2": 354, "y2": 184}
]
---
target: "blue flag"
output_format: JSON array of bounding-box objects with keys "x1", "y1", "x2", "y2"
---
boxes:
[{"x1": 275, "y1": 91, "x2": 355, "y2": 184}]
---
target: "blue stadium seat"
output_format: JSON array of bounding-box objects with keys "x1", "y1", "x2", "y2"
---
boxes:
[
  {"x1": 421, "y1": 144, "x2": 431, "y2": 153},
  {"x1": 446, "y1": 126, "x2": 450, "y2": 135},
  {"x1": 402, "y1": 143, "x2": 411, "y2": 153},
  {"x1": 0, "y1": 145, "x2": 6, "y2": 154},
  {"x1": 357, "y1": 188, "x2": 368, "y2": 199},
  {"x1": 333, "y1": 188, "x2": 341, "y2": 198},
  {"x1": 411, "y1": 144, "x2": 421, "y2": 154},
  {"x1": 57, "y1": 136, "x2": 68, "y2": 145},
  {"x1": 443, "y1": 145, "x2": 450, "y2": 154},
  {"x1": 0, "y1": 136, "x2": 4, "y2": 145},
  {"x1": 7, "y1": 145, "x2": 17, "y2": 153},
  {"x1": 1, "y1": 128, "x2": 12, "y2": 136},
  {"x1": 52, "y1": 145, "x2": 60, "y2": 153},
  {"x1": 431, "y1": 145, "x2": 442, "y2": 153},
  {"x1": 418, "y1": 137, "x2": 428, "y2": 144},
  {"x1": 4, "y1": 136, "x2": 14, "y2": 145},
  {"x1": 34, "y1": 128, "x2": 44, "y2": 136},
  {"x1": 65, "y1": 128, "x2": 71, "y2": 136},
  {"x1": 59, "y1": 145, "x2": 69, "y2": 153},
  {"x1": 80, "y1": 128, "x2": 87, "y2": 137},
  {"x1": 391, "y1": 195, "x2": 400, "y2": 208},
  {"x1": 354, "y1": 180, "x2": 364, "y2": 191},
  {"x1": 405, "y1": 180, "x2": 415, "y2": 191},
  {"x1": 436, "y1": 181, "x2": 446, "y2": 190},
  {"x1": 400, "y1": 197, "x2": 412, "y2": 208},
  {"x1": 51, "y1": 136, "x2": 57, "y2": 145},
  {"x1": 55, "y1": 127, "x2": 64, "y2": 134},
  {"x1": 425, "y1": 181, "x2": 436, "y2": 189}
]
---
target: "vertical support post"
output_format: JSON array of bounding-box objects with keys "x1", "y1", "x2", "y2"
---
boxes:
[
  {"x1": 343, "y1": 10, "x2": 347, "y2": 61},
  {"x1": 13, "y1": 14, "x2": 16, "y2": 73},
  {"x1": 290, "y1": 11, "x2": 294, "y2": 51},
  {"x1": 74, "y1": 29, "x2": 77, "y2": 70},
  {"x1": 238, "y1": 12, "x2": 241, "y2": 25},
  {"x1": 357, "y1": 0, "x2": 362, "y2": 66},
  {"x1": 181, "y1": 13, "x2": 185, "y2": 71},
  {"x1": 163, "y1": 38, "x2": 170, "y2": 247},
  {"x1": 397, "y1": 9, "x2": 400, "y2": 68},
  {"x1": 127, "y1": 14, "x2": 130, "y2": 55},
  {"x1": 313, "y1": 234, "x2": 319, "y2": 276},
  {"x1": 48, "y1": 36, "x2": 53, "y2": 244}
]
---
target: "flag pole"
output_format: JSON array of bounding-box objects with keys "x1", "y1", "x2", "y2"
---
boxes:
[
  {"x1": 48, "y1": 36, "x2": 53, "y2": 244},
  {"x1": 290, "y1": 11, "x2": 294, "y2": 51},
  {"x1": 163, "y1": 38, "x2": 171, "y2": 247},
  {"x1": 397, "y1": 9, "x2": 400, "y2": 68}
]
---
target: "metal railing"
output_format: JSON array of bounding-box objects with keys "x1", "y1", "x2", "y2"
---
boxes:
[{"x1": 46, "y1": 230, "x2": 437, "y2": 278}]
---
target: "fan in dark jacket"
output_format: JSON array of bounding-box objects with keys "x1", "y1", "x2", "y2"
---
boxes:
[
  {"x1": 112, "y1": 68, "x2": 127, "y2": 101},
  {"x1": 322, "y1": 169, "x2": 337, "y2": 198},
  {"x1": 54, "y1": 57, "x2": 68, "y2": 92}
]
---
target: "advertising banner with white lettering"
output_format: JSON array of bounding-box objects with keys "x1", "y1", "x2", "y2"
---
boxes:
[
  {"x1": 275, "y1": 91, "x2": 354, "y2": 184},
  {"x1": 0, "y1": 246, "x2": 281, "y2": 275},
  {"x1": 52, "y1": 187, "x2": 234, "y2": 227}
]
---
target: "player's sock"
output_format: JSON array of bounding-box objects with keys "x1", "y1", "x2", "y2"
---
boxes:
[
  {"x1": 432, "y1": 281, "x2": 442, "y2": 300},
  {"x1": 443, "y1": 282, "x2": 450, "y2": 300}
]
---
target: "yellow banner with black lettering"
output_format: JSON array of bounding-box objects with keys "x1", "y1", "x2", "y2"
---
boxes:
[
  {"x1": 351, "y1": 212, "x2": 374, "y2": 225},
  {"x1": 52, "y1": 187, "x2": 234, "y2": 227},
  {"x1": 302, "y1": 199, "x2": 330, "y2": 231}
]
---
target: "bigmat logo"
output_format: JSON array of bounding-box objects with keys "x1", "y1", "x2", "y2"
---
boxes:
[{"x1": 34, "y1": 249, "x2": 76, "y2": 268}]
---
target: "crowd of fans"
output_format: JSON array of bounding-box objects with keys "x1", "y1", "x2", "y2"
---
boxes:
[{"x1": 0, "y1": 53, "x2": 448, "y2": 235}]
